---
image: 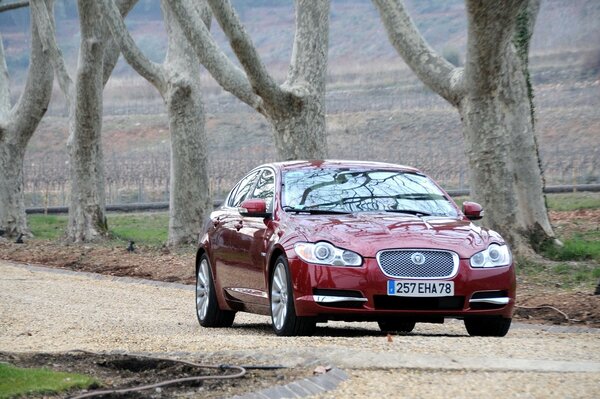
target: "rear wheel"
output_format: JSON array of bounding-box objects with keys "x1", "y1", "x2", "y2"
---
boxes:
[
  {"x1": 270, "y1": 256, "x2": 316, "y2": 336},
  {"x1": 464, "y1": 317, "x2": 511, "y2": 337},
  {"x1": 378, "y1": 319, "x2": 416, "y2": 333},
  {"x1": 196, "y1": 255, "x2": 235, "y2": 327}
]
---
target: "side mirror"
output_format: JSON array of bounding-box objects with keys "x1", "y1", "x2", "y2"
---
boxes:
[
  {"x1": 239, "y1": 198, "x2": 271, "y2": 218},
  {"x1": 463, "y1": 201, "x2": 484, "y2": 221}
]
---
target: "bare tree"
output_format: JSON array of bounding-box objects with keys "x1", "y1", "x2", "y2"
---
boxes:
[
  {"x1": 168, "y1": 0, "x2": 330, "y2": 161},
  {"x1": 31, "y1": 0, "x2": 136, "y2": 242},
  {"x1": 99, "y1": 0, "x2": 213, "y2": 245},
  {"x1": 0, "y1": 0, "x2": 53, "y2": 238},
  {"x1": 373, "y1": 0, "x2": 555, "y2": 256}
]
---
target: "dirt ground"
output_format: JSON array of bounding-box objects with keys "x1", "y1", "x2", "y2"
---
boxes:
[
  {"x1": 1, "y1": 211, "x2": 599, "y2": 397},
  {"x1": 0, "y1": 351, "x2": 312, "y2": 398}
]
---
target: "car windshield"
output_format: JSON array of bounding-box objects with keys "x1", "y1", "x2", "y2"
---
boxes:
[{"x1": 282, "y1": 168, "x2": 458, "y2": 217}]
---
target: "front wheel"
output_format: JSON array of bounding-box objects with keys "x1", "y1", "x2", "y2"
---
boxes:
[
  {"x1": 464, "y1": 317, "x2": 511, "y2": 337},
  {"x1": 270, "y1": 256, "x2": 316, "y2": 336},
  {"x1": 196, "y1": 255, "x2": 235, "y2": 328}
]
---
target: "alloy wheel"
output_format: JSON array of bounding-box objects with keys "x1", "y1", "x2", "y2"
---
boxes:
[
  {"x1": 271, "y1": 262, "x2": 288, "y2": 331},
  {"x1": 196, "y1": 258, "x2": 210, "y2": 321}
]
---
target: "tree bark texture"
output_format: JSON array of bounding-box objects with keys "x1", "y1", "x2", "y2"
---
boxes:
[
  {"x1": 173, "y1": 0, "x2": 330, "y2": 161},
  {"x1": 374, "y1": 0, "x2": 555, "y2": 255},
  {"x1": 66, "y1": 0, "x2": 108, "y2": 242},
  {"x1": 67, "y1": 0, "x2": 138, "y2": 242},
  {"x1": 0, "y1": 1, "x2": 54, "y2": 237},
  {"x1": 100, "y1": 0, "x2": 213, "y2": 245},
  {"x1": 163, "y1": 1, "x2": 212, "y2": 245},
  {"x1": 266, "y1": 0, "x2": 329, "y2": 160},
  {"x1": 32, "y1": 0, "x2": 137, "y2": 242}
]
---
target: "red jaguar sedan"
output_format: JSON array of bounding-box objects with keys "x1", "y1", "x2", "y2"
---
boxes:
[{"x1": 195, "y1": 160, "x2": 516, "y2": 336}]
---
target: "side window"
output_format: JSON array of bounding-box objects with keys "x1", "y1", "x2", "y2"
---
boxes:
[
  {"x1": 227, "y1": 171, "x2": 260, "y2": 208},
  {"x1": 250, "y1": 169, "x2": 275, "y2": 211}
]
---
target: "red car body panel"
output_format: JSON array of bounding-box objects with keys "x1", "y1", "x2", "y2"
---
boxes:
[{"x1": 198, "y1": 160, "x2": 516, "y2": 323}]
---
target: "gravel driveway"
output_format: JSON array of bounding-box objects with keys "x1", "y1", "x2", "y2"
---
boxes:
[{"x1": 1, "y1": 261, "x2": 599, "y2": 398}]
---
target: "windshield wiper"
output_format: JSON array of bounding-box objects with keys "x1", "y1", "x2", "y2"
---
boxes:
[
  {"x1": 282, "y1": 206, "x2": 350, "y2": 215},
  {"x1": 385, "y1": 209, "x2": 432, "y2": 216}
]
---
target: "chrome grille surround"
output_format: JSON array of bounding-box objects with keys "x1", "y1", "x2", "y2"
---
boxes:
[{"x1": 376, "y1": 249, "x2": 459, "y2": 279}]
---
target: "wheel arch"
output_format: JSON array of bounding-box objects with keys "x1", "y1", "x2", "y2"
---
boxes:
[{"x1": 266, "y1": 246, "x2": 288, "y2": 293}]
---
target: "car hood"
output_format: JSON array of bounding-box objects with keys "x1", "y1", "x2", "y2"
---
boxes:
[{"x1": 284, "y1": 212, "x2": 504, "y2": 258}]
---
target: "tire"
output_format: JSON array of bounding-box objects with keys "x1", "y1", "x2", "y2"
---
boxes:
[
  {"x1": 196, "y1": 254, "x2": 235, "y2": 328},
  {"x1": 464, "y1": 317, "x2": 511, "y2": 337},
  {"x1": 270, "y1": 256, "x2": 316, "y2": 336},
  {"x1": 377, "y1": 319, "x2": 416, "y2": 333}
]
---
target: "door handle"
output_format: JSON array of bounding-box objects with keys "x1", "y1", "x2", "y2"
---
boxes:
[{"x1": 234, "y1": 221, "x2": 243, "y2": 231}]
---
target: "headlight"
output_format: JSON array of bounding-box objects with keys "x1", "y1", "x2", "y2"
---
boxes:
[
  {"x1": 294, "y1": 242, "x2": 362, "y2": 267},
  {"x1": 470, "y1": 244, "x2": 512, "y2": 268}
]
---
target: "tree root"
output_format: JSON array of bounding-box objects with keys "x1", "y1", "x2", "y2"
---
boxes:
[{"x1": 516, "y1": 304, "x2": 581, "y2": 323}]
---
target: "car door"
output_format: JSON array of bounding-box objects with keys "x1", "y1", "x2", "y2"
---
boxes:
[
  {"x1": 210, "y1": 170, "x2": 260, "y2": 297},
  {"x1": 220, "y1": 168, "x2": 275, "y2": 306}
]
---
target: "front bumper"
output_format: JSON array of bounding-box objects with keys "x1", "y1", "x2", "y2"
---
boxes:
[{"x1": 288, "y1": 257, "x2": 516, "y2": 320}]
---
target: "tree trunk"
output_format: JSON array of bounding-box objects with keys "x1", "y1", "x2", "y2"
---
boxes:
[
  {"x1": 373, "y1": 0, "x2": 555, "y2": 256},
  {"x1": 0, "y1": 143, "x2": 27, "y2": 237},
  {"x1": 163, "y1": 0, "x2": 212, "y2": 245},
  {"x1": 173, "y1": 0, "x2": 330, "y2": 161},
  {"x1": 268, "y1": 97, "x2": 327, "y2": 161},
  {"x1": 267, "y1": 0, "x2": 329, "y2": 161},
  {"x1": 508, "y1": 0, "x2": 555, "y2": 249},
  {"x1": 67, "y1": 0, "x2": 107, "y2": 242},
  {"x1": 458, "y1": 97, "x2": 528, "y2": 254},
  {"x1": 460, "y1": 0, "x2": 554, "y2": 255},
  {"x1": 503, "y1": 47, "x2": 555, "y2": 249},
  {"x1": 0, "y1": 0, "x2": 53, "y2": 238}
]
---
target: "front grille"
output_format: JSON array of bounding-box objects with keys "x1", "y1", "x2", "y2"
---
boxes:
[{"x1": 377, "y1": 249, "x2": 458, "y2": 279}]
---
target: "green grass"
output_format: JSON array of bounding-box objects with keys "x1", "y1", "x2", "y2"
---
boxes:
[
  {"x1": 0, "y1": 363, "x2": 98, "y2": 398},
  {"x1": 108, "y1": 212, "x2": 168, "y2": 245},
  {"x1": 517, "y1": 257, "x2": 600, "y2": 289},
  {"x1": 541, "y1": 234, "x2": 600, "y2": 262},
  {"x1": 27, "y1": 214, "x2": 67, "y2": 240},
  {"x1": 27, "y1": 212, "x2": 169, "y2": 246},
  {"x1": 545, "y1": 192, "x2": 600, "y2": 211}
]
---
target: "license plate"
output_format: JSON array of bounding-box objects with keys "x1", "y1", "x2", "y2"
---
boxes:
[{"x1": 387, "y1": 280, "x2": 454, "y2": 297}]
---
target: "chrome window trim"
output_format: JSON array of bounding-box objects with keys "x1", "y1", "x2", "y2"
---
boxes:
[{"x1": 376, "y1": 249, "x2": 459, "y2": 280}]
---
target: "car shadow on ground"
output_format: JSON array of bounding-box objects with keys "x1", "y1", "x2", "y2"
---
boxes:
[{"x1": 225, "y1": 322, "x2": 467, "y2": 338}]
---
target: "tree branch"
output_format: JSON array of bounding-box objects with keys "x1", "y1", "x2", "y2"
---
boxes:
[
  {"x1": 166, "y1": 0, "x2": 263, "y2": 111},
  {"x1": 285, "y1": 0, "x2": 329, "y2": 97},
  {"x1": 372, "y1": 0, "x2": 464, "y2": 106},
  {"x1": 97, "y1": 0, "x2": 166, "y2": 93},
  {"x1": 30, "y1": 0, "x2": 73, "y2": 108},
  {"x1": 0, "y1": 1, "x2": 29, "y2": 13},
  {"x1": 207, "y1": 0, "x2": 286, "y2": 104},
  {"x1": 9, "y1": 0, "x2": 53, "y2": 148},
  {"x1": 102, "y1": 0, "x2": 139, "y2": 86},
  {"x1": 0, "y1": 34, "x2": 11, "y2": 120}
]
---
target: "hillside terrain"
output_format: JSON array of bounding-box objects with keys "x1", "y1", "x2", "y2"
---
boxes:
[{"x1": 0, "y1": 0, "x2": 598, "y2": 203}]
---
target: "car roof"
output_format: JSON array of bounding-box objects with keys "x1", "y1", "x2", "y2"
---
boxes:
[{"x1": 258, "y1": 160, "x2": 421, "y2": 174}]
